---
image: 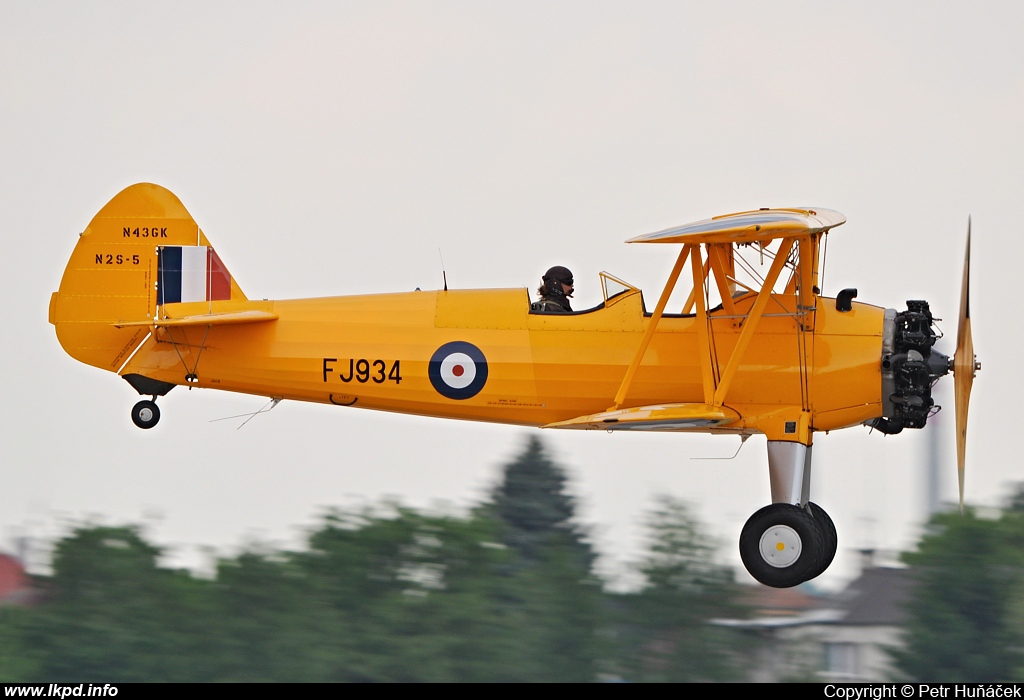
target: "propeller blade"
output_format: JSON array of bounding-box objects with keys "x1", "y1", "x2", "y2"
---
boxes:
[{"x1": 953, "y1": 219, "x2": 978, "y2": 513}]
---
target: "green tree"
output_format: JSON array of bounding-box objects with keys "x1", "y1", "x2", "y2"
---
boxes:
[
  {"x1": 13, "y1": 501, "x2": 610, "y2": 682},
  {"x1": 616, "y1": 496, "x2": 746, "y2": 682},
  {"x1": 4, "y1": 441, "x2": 758, "y2": 682},
  {"x1": 26, "y1": 526, "x2": 218, "y2": 681},
  {"x1": 0, "y1": 607, "x2": 38, "y2": 681},
  {"x1": 491, "y1": 436, "x2": 593, "y2": 567},
  {"x1": 299, "y1": 508, "x2": 448, "y2": 681},
  {"x1": 296, "y1": 507, "x2": 523, "y2": 682},
  {"x1": 485, "y1": 436, "x2": 606, "y2": 681},
  {"x1": 208, "y1": 548, "x2": 333, "y2": 682},
  {"x1": 892, "y1": 508, "x2": 1024, "y2": 681}
]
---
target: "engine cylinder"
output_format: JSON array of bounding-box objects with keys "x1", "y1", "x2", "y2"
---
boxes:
[{"x1": 872, "y1": 300, "x2": 949, "y2": 433}]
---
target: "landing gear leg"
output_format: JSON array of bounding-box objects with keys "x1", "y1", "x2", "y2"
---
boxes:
[
  {"x1": 739, "y1": 442, "x2": 836, "y2": 587},
  {"x1": 131, "y1": 398, "x2": 160, "y2": 429}
]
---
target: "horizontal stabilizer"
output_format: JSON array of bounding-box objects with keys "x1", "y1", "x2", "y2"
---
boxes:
[
  {"x1": 543, "y1": 403, "x2": 740, "y2": 432},
  {"x1": 115, "y1": 309, "x2": 277, "y2": 328}
]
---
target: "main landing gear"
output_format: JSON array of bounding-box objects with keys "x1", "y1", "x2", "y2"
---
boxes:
[
  {"x1": 738, "y1": 441, "x2": 837, "y2": 588},
  {"x1": 131, "y1": 399, "x2": 160, "y2": 429}
]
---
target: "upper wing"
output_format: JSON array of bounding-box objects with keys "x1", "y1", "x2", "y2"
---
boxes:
[{"x1": 628, "y1": 207, "x2": 845, "y2": 245}]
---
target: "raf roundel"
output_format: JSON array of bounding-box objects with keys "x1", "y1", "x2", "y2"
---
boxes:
[{"x1": 428, "y1": 341, "x2": 489, "y2": 400}]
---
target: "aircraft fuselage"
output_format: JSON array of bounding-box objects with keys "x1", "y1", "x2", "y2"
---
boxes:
[{"x1": 111, "y1": 287, "x2": 886, "y2": 440}]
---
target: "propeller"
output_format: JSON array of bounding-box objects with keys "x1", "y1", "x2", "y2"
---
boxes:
[{"x1": 952, "y1": 219, "x2": 980, "y2": 512}]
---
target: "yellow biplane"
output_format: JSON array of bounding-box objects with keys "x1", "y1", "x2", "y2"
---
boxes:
[{"x1": 49, "y1": 183, "x2": 979, "y2": 587}]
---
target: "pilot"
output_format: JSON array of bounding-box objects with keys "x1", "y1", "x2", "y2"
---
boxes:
[{"x1": 531, "y1": 266, "x2": 574, "y2": 313}]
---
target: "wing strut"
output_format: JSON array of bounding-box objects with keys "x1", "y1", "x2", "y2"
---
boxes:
[
  {"x1": 692, "y1": 244, "x2": 716, "y2": 403},
  {"x1": 712, "y1": 238, "x2": 794, "y2": 406},
  {"x1": 707, "y1": 244, "x2": 738, "y2": 320},
  {"x1": 611, "y1": 236, "x2": 799, "y2": 412},
  {"x1": 609, "y1": 245, "x2": 691, "y2": 410},
  {"x1": 681, "y1": 255, "x2": 711, "y2": 315}
]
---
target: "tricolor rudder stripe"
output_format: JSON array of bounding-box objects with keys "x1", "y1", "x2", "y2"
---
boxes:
[
  {"x1": 158, "y1": 246, "x2": 232, "y2": 304},
  {"x1": 429, "y1": 341, "x2": 488, "y2": 400}
]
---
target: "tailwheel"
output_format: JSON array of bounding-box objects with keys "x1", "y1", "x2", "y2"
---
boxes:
[
  {"x1": 740, "y1": 503, "x2": 824, "y2": 588},
  {"x1": 131, "y1": 399, "x2": 160, "y2": 429},
  {"x1": 805, "y1": 502, "x2": 837, "y2": 581}
]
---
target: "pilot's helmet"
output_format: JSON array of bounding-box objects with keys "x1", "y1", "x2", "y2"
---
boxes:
[{"x1": 543, "y1": 266, "x2": 573, "y2": 286}]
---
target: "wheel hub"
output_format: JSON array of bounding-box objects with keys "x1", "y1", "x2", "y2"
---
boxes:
[
  {"x1": 758, "y1": 524, "x2": 802, "y2": 568},
  {"x1": 139, "y1": 408, "x2": 154, "y2": 422}
]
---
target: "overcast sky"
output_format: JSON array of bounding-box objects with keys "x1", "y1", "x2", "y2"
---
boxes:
[{"x1": 1, "y1": 1, "x2": 1019, "y2": 589}]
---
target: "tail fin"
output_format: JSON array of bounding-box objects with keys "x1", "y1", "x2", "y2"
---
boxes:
[{"x1": 49, "y1": 183, "x2": 246, "y2": 373}]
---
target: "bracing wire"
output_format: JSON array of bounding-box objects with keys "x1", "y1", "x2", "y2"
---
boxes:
[{"x1": 209, "y1": 397, "x2": 282, "y2": 429}]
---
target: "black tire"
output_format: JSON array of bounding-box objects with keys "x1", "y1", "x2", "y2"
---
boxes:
[
  {"x1": 805, "y1": 502, "x2": 838, "y2": 581},
  {"x1": 131, "y1": 400, "x2": 160, "y2": 429},
  {"x1": 739, "y1": 503, "x2": 824, "y2": 588}
]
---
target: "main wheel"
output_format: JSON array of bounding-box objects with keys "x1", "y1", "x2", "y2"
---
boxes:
[
  {"x1": 805, "y1": 502, "x2": 837, "y2": 581},
  {"x1": 739, "y1": 503, "x2": 824, "y2": 588},
  {"x1": 131, "y1": 400, "x2": 160, "y2": 429}
]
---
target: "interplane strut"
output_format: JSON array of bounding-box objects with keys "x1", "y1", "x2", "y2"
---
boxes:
[{"x1": 611, "y1": 236, "x2": 801, "y2": 413}]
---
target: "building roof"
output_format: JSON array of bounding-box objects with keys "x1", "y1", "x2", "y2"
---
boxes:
[
  {"x1": 0, "y1": 554, "x2": 31, "y2": 605},
  {"x1": 831, "y1": 567, "x2": 915, "y2": 626},
  {"x1": 718, "y1": 568, "x2": 916, "y2": 629},
  {"x1": 740, "y1": 583, "x2": 824, "y2": 618}
]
